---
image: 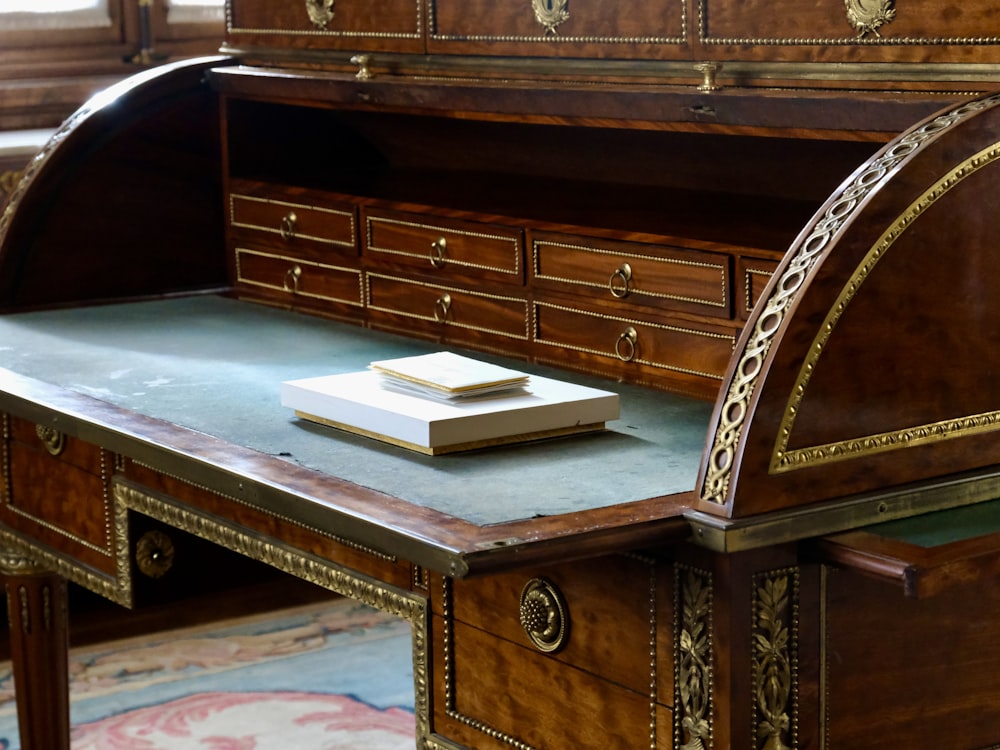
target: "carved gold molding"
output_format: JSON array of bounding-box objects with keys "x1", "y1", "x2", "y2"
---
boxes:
[
  {"x1": 752, "y1": 568, "x2": 799, "y2": 750},
  {"x1": 112, "y1": 479, "x2": 432, "y2": 744},
  {"x1": 700, "y1": 91, "x2": 1000, "y2": 505},
  {"x1": 675, "y1": 563, "x2": 713, "y2": 750},
  {"x1": 772, "y1": 141, "x2": 1000, "y2": 473}
]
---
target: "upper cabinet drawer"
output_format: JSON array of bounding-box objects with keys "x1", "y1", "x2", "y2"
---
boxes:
[
  {"x1": 428, "y1": 0, "x2": 687, "y2": 59},
  {"x1": 702, "y1": 0, "x2": 1000, "y2": 64},
  {"x1": 532, "y1": 232, "x2": 731, "y2": 319},
  {"x1": 229, "y1": 186, "x2": 357, "y2": 259},
  {"x1": 226, "y1": 0, "x2": 424, "y2": 54},
  {"x1": 364, "y1": 210, "x2": 524, "y2": 286}
]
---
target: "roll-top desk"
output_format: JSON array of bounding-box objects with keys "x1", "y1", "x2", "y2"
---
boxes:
[{"x1": 5, "y1": 2, "x2": 1000, "y2": 748}]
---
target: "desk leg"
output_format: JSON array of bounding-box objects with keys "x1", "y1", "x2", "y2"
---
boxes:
[{"x1": 1, "y1": 556, "x2": 70, "y2": 750}]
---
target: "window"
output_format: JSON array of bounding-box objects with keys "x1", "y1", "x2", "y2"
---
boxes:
[{"x1": 0, "y1": 1, "x2": 225, "y2": 131}]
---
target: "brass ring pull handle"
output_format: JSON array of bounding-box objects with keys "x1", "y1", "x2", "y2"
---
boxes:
[
  {"x1": 283, "y1": 264, "x2": 302, "y2": 293},
  {"x1": 430, "y1": 237, "x2": 447, "y2": 268},
  {"x1": 279, "y1": 212, "x2": 297, "y2": 240},
  {"x1": 616, "y1": 326, "x2": 638, "y2": 362},
  {"x1": 434, "y1": 292, "x2": 452, "y2": 322},
  {"x1": 609, "y1": 262, "x2": 632, "y2": 298}
]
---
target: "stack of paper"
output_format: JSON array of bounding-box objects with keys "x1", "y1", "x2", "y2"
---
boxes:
[
  {"x1": 369, "y1": 351, "x2": 529, "y2": 401},
  {"x1": 281, "y1": 351, "x2": 620, "y2": 455}
]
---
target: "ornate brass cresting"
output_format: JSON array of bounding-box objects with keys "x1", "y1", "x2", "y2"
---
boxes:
[
  {"x1": 531, "y1": 0, "x2": 570, "y2": 36},
  {"x1": 676, "y1": 566, "x2": 713, "y2": 750},
  {"x1": 519, "y1": 577, "x2": 569, "y2": 653},
  {"x1": 845, "y1": 0, "x2": 896, "y2": 38},
  {"x1": 305, "y1": 0, "x2": 335, "y2": 30},
  {"x1": 752, "y1": 571, "x2": 798, "y2": 750}
]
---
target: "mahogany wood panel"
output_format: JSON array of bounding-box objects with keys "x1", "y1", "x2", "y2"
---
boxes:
[
  {"x1": 226, "y1": 0, "x2": 423, "y2": 55},
  {"x1": 825, "y1": 566, "x2": 1000, "y2": 748},
  {"x1": 431, "y1": 617, "x2": 659, "y2": 749},
  {"x1": 698, "y1": 91, "x2": 1000, "y2": 517},
  {"x1": 0, "y1": 58, "x2": 232, "y2": 309}
]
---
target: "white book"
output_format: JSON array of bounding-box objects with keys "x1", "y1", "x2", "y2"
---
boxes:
[{"x1": 281, "y1": 368, "x2": 619, "y2": 455}]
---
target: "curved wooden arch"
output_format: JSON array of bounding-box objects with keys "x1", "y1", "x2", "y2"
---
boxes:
[
  {"x1": 697, "y1": 90, "x2": 1000, "y2": 518},
  {"x1": 0, "y1": 56, "x2": 234, "y2": 310}
]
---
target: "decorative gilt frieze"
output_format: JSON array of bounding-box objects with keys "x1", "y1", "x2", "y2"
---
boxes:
[
  {"x1": 676, "y1": 564, "x2": 714, "y2": 750},
  {"x1": 752, "y1": 569, "x2": 799, "y2": 750},
  {"x1": 112, "y1": 479, "x2": 431, "y2": 744},
  {"x1": 699, "y1": 92, "x2": 1000, "y2": 505},
  {"x1": 845, "y1": 0, "x2": 896, "y2": 39},
  {"x1": 531, "y1": 0, "x2": 570, "y2": 36},
  {"x1": 771, "y1": 141, "x2": 1000, "y2": 473}
]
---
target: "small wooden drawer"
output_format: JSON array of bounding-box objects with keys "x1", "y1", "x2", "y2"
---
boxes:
[
  {"x1": 428, "y1": 0, "x2": 686, "y2": 60},
  {"x1": 229, "y1": 189, "x2": 357, "y2": 260},
  {"x1": 430, "y1": 554, "x2": 675, "y2": 748},
  {"x1": 532, "y1": 232, "x2": 731, "y2": 318},
  {"x1": 226, "y1": 0, "x2": 423, "y2": 55},
  {"x1": 235, "y1": 248, "x2": 364, "y2": 308},
  {"x1": 367, "y1": 272, "x2": 529, "y2": 342},
  {"x1": 534, "y1": 301, "x2": 737, "y2": 382},
  {"x1": 701, "y1": 0, "x2": 999, "y2": 64},
  {"x1": 364, "y1": 210, "x2": 524, "y2": 286},
  {"x1": 738, "y1": 255, "x2": 780, "y2": 320},
  {"x1": 2, "y1": 416, "x2": 115, "y2": 574}
]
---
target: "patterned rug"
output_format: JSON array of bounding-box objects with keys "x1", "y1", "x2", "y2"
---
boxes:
[{"x1": 0, "y1": 597, "x2": 416, "y2": 749}]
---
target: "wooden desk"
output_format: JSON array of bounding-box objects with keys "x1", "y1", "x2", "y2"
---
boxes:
[{"x1": 7, "y1": 3, "x2": 1000, "y2": 748}]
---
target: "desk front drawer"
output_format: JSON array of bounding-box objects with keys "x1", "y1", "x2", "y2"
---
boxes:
[
  {"x1": 364, "y1": 210, "x2": 524, "y2": 286},
  {"x1": 229, "y1": 190, "x2": 357, "y2": 260},
  {"x1": 367, "y1": 273, "x2": 529, "y2": 342},
  {"x1": 533, "y1": 232, "x2": 731, "y2": 318},
  {"x1": 2, "y1": 416, "x2": 115, "y2": 573},
  {"x1": 236, "y1": 249, "x2": 364, "y2": 308},
  {"x1": 226, "y1": 0, "x2": 423, "y2": 54},
  {"x1": 534, "y1": 301, "x2": 736, "y2": 381},
  {"x1": 431, "y1": 554, "x2": 674, "y2": 749}
]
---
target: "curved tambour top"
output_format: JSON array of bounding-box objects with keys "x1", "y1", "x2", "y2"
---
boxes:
[
  {"x1": 0, "y1": 56, "x2": 234, "y2": 311},
  {"x1": 697, "y1": 90, "x2": 1000, "y2": 518}
]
